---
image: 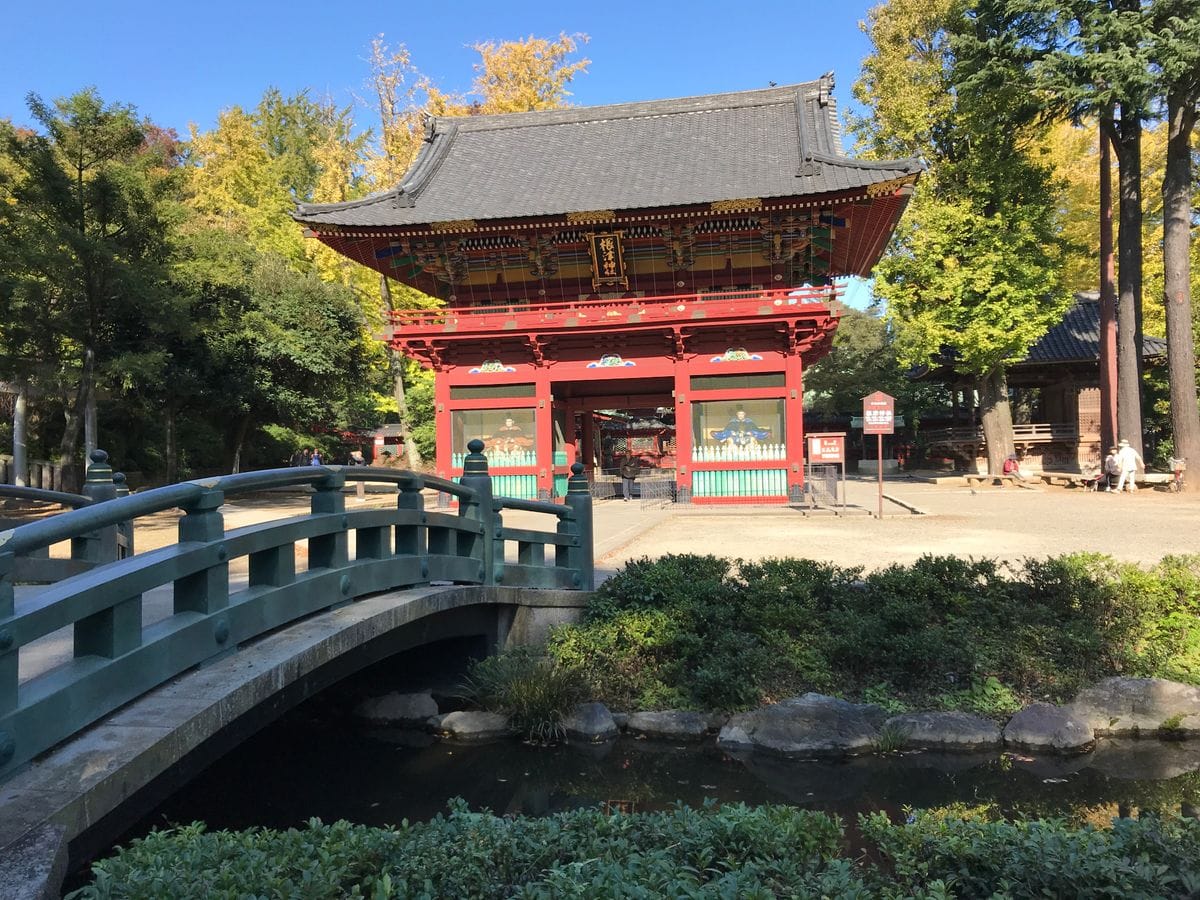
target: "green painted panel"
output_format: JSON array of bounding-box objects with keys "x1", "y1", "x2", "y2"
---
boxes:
[{"x1": 693, "y1": 468, "x2": 787, "y2": 498}]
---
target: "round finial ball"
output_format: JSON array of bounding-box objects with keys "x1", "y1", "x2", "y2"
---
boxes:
[
  {"x1": 90, "y1": 449, "x2": 109, "y2": 464},
  {"x1": 113, "y1": 472, "x2": 127, "y2": 485},
  {"x1": 571, "y1": 462, "x2": 584, "y2": 476},
  {"x1": 467, "y1": 438, "x2": 485, "y2": 454}
]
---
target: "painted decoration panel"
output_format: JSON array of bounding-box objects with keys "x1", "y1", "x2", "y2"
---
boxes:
[
  {"x1": 452, "y1": 409, "x2": 537, "y2": 467},
  {"x1": 691, "y1": 399, "x2": 786, "y2": 461}
]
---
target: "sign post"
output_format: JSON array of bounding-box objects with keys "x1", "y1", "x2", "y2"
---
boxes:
[
  {"x1": 862, "y1": 391, "x2": 895, "y2": 519},
  {"x1": 807, "y1": 432, "x2": 846, "y2": 512}
]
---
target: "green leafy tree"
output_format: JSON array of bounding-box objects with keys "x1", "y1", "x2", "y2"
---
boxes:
[
  {"x1": 803, "y1": 307, "x2": 950, "y2": 429},
  {"x1": 854, "y1": 0, "x2": 1070, "y2": 472},
  {"x1": 0, "y1": 89, "x2": 178, "y2": 486}
]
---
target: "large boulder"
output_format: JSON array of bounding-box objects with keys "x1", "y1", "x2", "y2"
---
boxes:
[
  {"x1": 432, "y1": 711, "x2": 512, "y2": 741},
  {"x1": 626, "y1": 710, "x2": 708, "y2": 741},
  {"x1": 884, "y1": 711, "x2": 1002, "y2": 750},
  {"x1": 1069, "y1": 677, "x2": 1200, "y2": 736},
  {"x1": 1003, "y1": 703, "x2": 1094, "y2": 752},
  {"x1": 353, "y1": 691, "x2": 439, "y2": 726},
  {"x1": 717, "y1": 694, "x2": 882, "y2": 757},
  {"x1": 563, "y1": 702, "x2": 619, "y2": 742}
]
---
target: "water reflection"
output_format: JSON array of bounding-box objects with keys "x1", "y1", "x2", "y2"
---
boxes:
[{"x1": 134, "y1": 711, "x2": 1200, "y2": 840}]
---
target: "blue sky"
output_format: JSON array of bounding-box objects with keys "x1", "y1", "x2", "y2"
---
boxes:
[{"x1": 4, "y1": 1, "x2": 879, "y2": 138}]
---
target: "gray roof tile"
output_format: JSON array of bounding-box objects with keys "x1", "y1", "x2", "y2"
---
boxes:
[
  {"x1": 1019, "y1": 293, "x2": 1167, "y2": 366},
  {"x1": 294, "y1": 78, "x2": 922, "y2": 228}
]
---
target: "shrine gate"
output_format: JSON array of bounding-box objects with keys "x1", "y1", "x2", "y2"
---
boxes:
[{"x1": 294, "y1": 77, "x2": 921, "y2": 502}]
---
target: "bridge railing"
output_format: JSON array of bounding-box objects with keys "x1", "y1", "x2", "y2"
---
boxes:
[{"x1": 0, "y1": 439, "x2": 592, "y2": 781}]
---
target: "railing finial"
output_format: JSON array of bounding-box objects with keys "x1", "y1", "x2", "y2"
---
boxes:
[
  {"x1": 567, "y1": 462, "x2": 589, "y2": 494},
  {"x1": 85, "y1": 449, "x2": 112, "y2": 484},
  {"x1": 463, "y1": 439, "x2": 489, "y2": 476}
]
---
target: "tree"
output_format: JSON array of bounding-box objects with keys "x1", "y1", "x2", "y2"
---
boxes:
[
  {"x1": 803, "y1": 308, "x2": 949, "y2": 429},
  {"x1": 471, "y1": 33, "x2": 590, "y2": 114},
  {"x1": 854, "y1": 0, "x2": 1071, "y2": 473},
  {"x1": 0, "y1": 89, "x2": 177, "y2": 486},
  {"x1": 1150, "y1": 0, "x2": 1200, "y2": 488}
]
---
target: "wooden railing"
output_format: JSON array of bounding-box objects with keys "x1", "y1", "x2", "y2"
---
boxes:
[
  {"x1": 923, "y1": 423, "x2": 1080, "y2": 445},
  {"x1": 389, "y1": 285, "x2": 841, "y2": 336},
  {"x1": 0, "y1": 440, "x2": 592, "y2": 781}
]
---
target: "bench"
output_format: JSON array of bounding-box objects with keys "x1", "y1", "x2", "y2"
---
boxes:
[{"x1": 964, "y1": 473, "x2": 1037, "y2": 491}]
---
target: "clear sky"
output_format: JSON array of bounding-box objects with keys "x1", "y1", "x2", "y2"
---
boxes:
[{"x1": 3, "y1": 1, "x2": 879, "y2": 139}]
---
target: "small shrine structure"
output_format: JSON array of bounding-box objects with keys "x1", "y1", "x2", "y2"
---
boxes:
[{"x1": 294, "y1": 77, "x2": 921, "y2": 502}]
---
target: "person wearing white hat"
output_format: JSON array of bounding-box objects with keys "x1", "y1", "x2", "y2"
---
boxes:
[{"x1": 1115, "y1": 439, "x2": 1144, "y2": 492}]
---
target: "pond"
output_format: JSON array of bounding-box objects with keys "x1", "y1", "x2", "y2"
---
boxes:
[{"x1": 125, "y1": 703, "x2": 1200, "y2": 843}]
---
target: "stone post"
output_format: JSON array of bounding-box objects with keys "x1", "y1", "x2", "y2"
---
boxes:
[{"x1": 71, "y1": 450, "x2": 118, "y2": 565}]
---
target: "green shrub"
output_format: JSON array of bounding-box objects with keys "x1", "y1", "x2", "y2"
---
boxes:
[
  {"x1": 552, "y1": 552, "x2": 1200, "y2": 715},
  {"x1": 458, "y1": 648, "x2": 584, "y2": 742},
  {"x1": 863, "y1": 809, "x2": 1200, "y2": 899},
  {"x1": 71, "y1": 805, "x2": 1200, "y2": 899}
]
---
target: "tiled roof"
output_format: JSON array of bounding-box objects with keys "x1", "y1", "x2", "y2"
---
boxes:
[
  {"x1": 293, "y1": 77, "x2": 923, "y2": 228},
  {"x1": 1018, "y1": 293, "x2": 1167, "y2": 366}
]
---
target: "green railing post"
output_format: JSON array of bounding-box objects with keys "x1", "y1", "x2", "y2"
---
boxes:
[
  {"x1": 563, "y1": 462, "x2": 594, "y2": 590},
  {"x1": 113, "y1": 471, "x2": 134, "y2": 558},
  {"x1": 0, "y1": 551, "x2": 12, "y2": 770},
  {"x1": 174, "y1": 486, "x2": 229, "y2": 617},
  {"x1": 74, "y1": 451, "x2": 142, "y2": 659},
  {"x1": 71, "y1": 450, "x2": 118, "y2": 565},
  {"x1": 309, "y1": 470, "x2": 348, "y2": 571},
  {"x1": 395, "y1": 476, "x2": 426, "y2": 561},
  {"x1": 457, "y1": 439, "x2": 495, "y2": 585}
]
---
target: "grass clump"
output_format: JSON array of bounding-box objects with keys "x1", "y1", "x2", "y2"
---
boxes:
[{"x1": 458, "y1": 647, "x2": 584, "y2": 742}]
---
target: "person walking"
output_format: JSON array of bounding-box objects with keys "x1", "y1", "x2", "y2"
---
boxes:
[
  {"x1": 310, "y1": 448, "x2": 323, "y2": 466},
  {"x1": 1115, "y1": 439, "x2": 1143, "y2": 492},
  {"x1": 620, "y1": 456, "x2": 639, "y2": 502}
]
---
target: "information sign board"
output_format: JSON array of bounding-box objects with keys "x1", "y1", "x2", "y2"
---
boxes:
[
  {"x1": 807, "y1": 433, "x2": 845, "y2": 464},
  {"x1": 862, "y1": 391, "x2": 895, "y2": 435}
]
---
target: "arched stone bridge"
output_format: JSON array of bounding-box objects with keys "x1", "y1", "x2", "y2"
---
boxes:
[{"x1": 0, "y1": 442, "x2": 593, "y2": 893}]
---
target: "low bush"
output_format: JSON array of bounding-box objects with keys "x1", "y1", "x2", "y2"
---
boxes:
[
  {"x1": 547, "y1": 552, "x2": 1200, "y2": 713},
  {"x1": 70, "y1": 804, "x2": 1200, "y2": 898}
]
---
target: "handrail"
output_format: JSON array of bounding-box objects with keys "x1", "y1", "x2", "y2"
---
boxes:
[
  {"x1": 0, "y1": 446, "x2": 594, "y2": 780},
  {"x1": 0, "y1": 486, "x2": 92, "y2": 509}
]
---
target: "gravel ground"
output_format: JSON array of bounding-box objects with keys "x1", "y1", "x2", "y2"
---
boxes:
[{"x1": 598, "y1": 474, "x2": 1200, "y2": 573}]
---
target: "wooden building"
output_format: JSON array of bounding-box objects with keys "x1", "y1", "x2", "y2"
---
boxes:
[
  {"x1": 294, "y1": 78, "x2": 921, "y2": 501},
  {"x1": 923, "y1": 293, "x2": 1167, "y2": 473}
]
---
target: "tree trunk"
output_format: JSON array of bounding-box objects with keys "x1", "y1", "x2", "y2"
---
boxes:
[
  {"x1": 230, "y1": 413, "x2": 251, "y2": 474},
  {"x1": 1112, "y1": 111, "x2": 1144, "y2": 454},
  {"x1": 979, "y1": 368, "x2": 1015, "y2": 474},
  {"x1": 381, "y1": 275, "x2": 423, "y2": 468},
  {"x1": 58, "y1": 345, "x2": 96, "y2": 491},
  {"x1": 1098, "y1": 114, "x2": 1118, "y2": 453},
  {"x1": 84, "y1": 384, "x2": 98, "y2": 460},
  {"x1": 1162, "y1": 88, "x2": 1200, "y2": 491},
  {"x1": 13, "y1": 382, "x2": 28, "y2": 487},
  {"x1": 165, "y1": 403, "x2": 178, "y2": 484}
]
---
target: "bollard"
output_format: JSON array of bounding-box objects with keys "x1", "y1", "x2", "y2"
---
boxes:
[{"x1": 457, "y1": 439, "x2": 495, "y2": 585}]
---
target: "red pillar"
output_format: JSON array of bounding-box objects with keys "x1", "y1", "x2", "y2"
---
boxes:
[
  {"x1": 535, "y1": 370, "x2": 553, "y2": 499},
  {"x1": 580, "y1": 412, "x2": 596, "y2": 472},
  {"x1": 435, "y1": 373, "x2": 451, "y2": 479},
  {"x1": 673, "y1": 356, "x2": 693, "y2": 501},
  {"x1": 785, "y1": 353, "x2": 804, "y2": 499}
]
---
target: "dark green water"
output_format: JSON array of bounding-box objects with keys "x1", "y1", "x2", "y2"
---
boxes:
[{"x1": 133, "y1": 708, "x2": 1200, "y2": 837}]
